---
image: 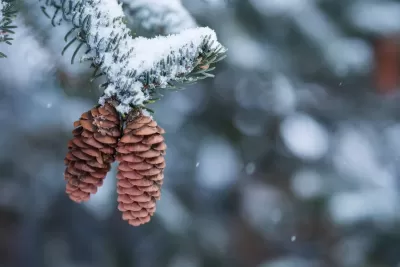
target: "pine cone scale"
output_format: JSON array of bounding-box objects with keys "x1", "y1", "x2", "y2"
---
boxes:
[
  {"x1": 128, "y1": 162, "x2": 153, "y2": 170},
  {"x1": 82, "y1": 137, "x2": 104, "y2": 148},
  {"x1": 116, "y1": 154, "x2": 143, "y2": 163},
  {"x1": 136, "y1": 149, "x2": 161, "y2": 158},
  {"x1": 145, "y1": 156, "x2": 164, "y2": 165},
  {"x1": 119, "y1": 171, "x2": 144, "y2": 180},
  {"x1": 142, "y1": 134, "x2": 164, "y2": 145},
  {"x1": 93, "y1": 133, "x2": 118, "y2": 144}
]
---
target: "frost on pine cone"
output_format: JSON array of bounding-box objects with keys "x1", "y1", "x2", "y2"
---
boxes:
[
  {"x1": 116, "y1": 111, "x2": 166, "y2": 226},
  {"x1": 64, "y1": 102, "x2": 121, "y2": 203}
]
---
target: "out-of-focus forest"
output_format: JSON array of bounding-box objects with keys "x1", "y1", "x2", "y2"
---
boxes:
[{"x1": 1, "y1": 0, "x2": 400, "y2": 266}]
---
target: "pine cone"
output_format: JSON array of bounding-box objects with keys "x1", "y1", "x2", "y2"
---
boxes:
[
  {"x1": 64, "y1": 103, "x2": 121, "y2": 203},
  {"x1": 116, "y1": 111, "x2": 166, "y2": 226}
]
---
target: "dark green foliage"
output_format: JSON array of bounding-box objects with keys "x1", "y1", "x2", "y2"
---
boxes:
[{"x1": 0, "y1": 0, "x2": 18, "y2": 58}]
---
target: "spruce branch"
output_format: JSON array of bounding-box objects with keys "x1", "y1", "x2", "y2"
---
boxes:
[
  {"x1": 41, "y1": 0, "x2": 227, "y2": 114},
  {"x1": 122, "y1": 0, "x2": 197, "y2": 36},
  {"x1": 0, "y1": 0, "x2": 18, "y2": 58}
]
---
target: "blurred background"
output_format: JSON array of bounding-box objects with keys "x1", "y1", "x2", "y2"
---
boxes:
[{"x1": 1, "y1": 0, "x2": 400, "y2": 266}]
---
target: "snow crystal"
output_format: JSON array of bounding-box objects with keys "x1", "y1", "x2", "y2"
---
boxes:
[
  {"x1": 291, "y1": 235, "x2": 296, "y2": 242},
  {"x1": 280, "y1": 113, "x2": 329, "y2": 161},
  {"x1": 122, "y1": 0, "x2": 197, "y2": 35}
]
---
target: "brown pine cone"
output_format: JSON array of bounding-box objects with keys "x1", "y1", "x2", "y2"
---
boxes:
[
  {"x1": 64, "y1": 102, "x2": 121, "y2": 203},
  {"x1": 116, "y1": 111, "x2": 166, "y2": 226}
]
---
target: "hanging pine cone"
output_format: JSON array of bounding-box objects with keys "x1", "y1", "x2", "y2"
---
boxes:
[
  {"x1": 64, "y1": 102, "x2": 121, "y2": 203},
  {"x1": 116, "y1": 111, "x2": 166, "y2": 226}
]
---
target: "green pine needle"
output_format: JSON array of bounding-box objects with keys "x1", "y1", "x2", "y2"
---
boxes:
[{"x1": 0, "y1": 0, "x2": 18, "y2": 58}]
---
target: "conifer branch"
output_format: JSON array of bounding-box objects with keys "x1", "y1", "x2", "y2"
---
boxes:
[
  {"x1": 122, "y1": 0, "x2": 196, "y2": 36},
  {"x1": 41, "y1": 0, "x2": 227, "y2": 114},
  {"x1": 0, "y1": 0, "x2": 18, "y2": 58}
]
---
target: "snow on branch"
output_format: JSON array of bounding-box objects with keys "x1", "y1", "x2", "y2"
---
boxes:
[
  {"x1": 122, "y1": 0, "x2": 196, "y2": 36},
  {"x1": 0, "y1": 0, "x2": 18, "y2": 58},
  {"x1": 41, "y1": 0, "x2": 226, "y2": 114}
]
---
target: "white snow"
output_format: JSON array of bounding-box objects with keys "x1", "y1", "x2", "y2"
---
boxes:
[
  {"x1": 280, "y1": 113, "x2": 329, "y2": 161},
  {"x1": 51, "y1": 0, "x2": 225, "y2": 113},
  {"x1": 140, "y1": 108, "x2": 152, "y2": 118},
  {"x1": 108, "y1": 26, "x2": 219, "y2": 79},
  {"x1": 122, "y1": 0, "x2": 197, "y2": 34}
]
